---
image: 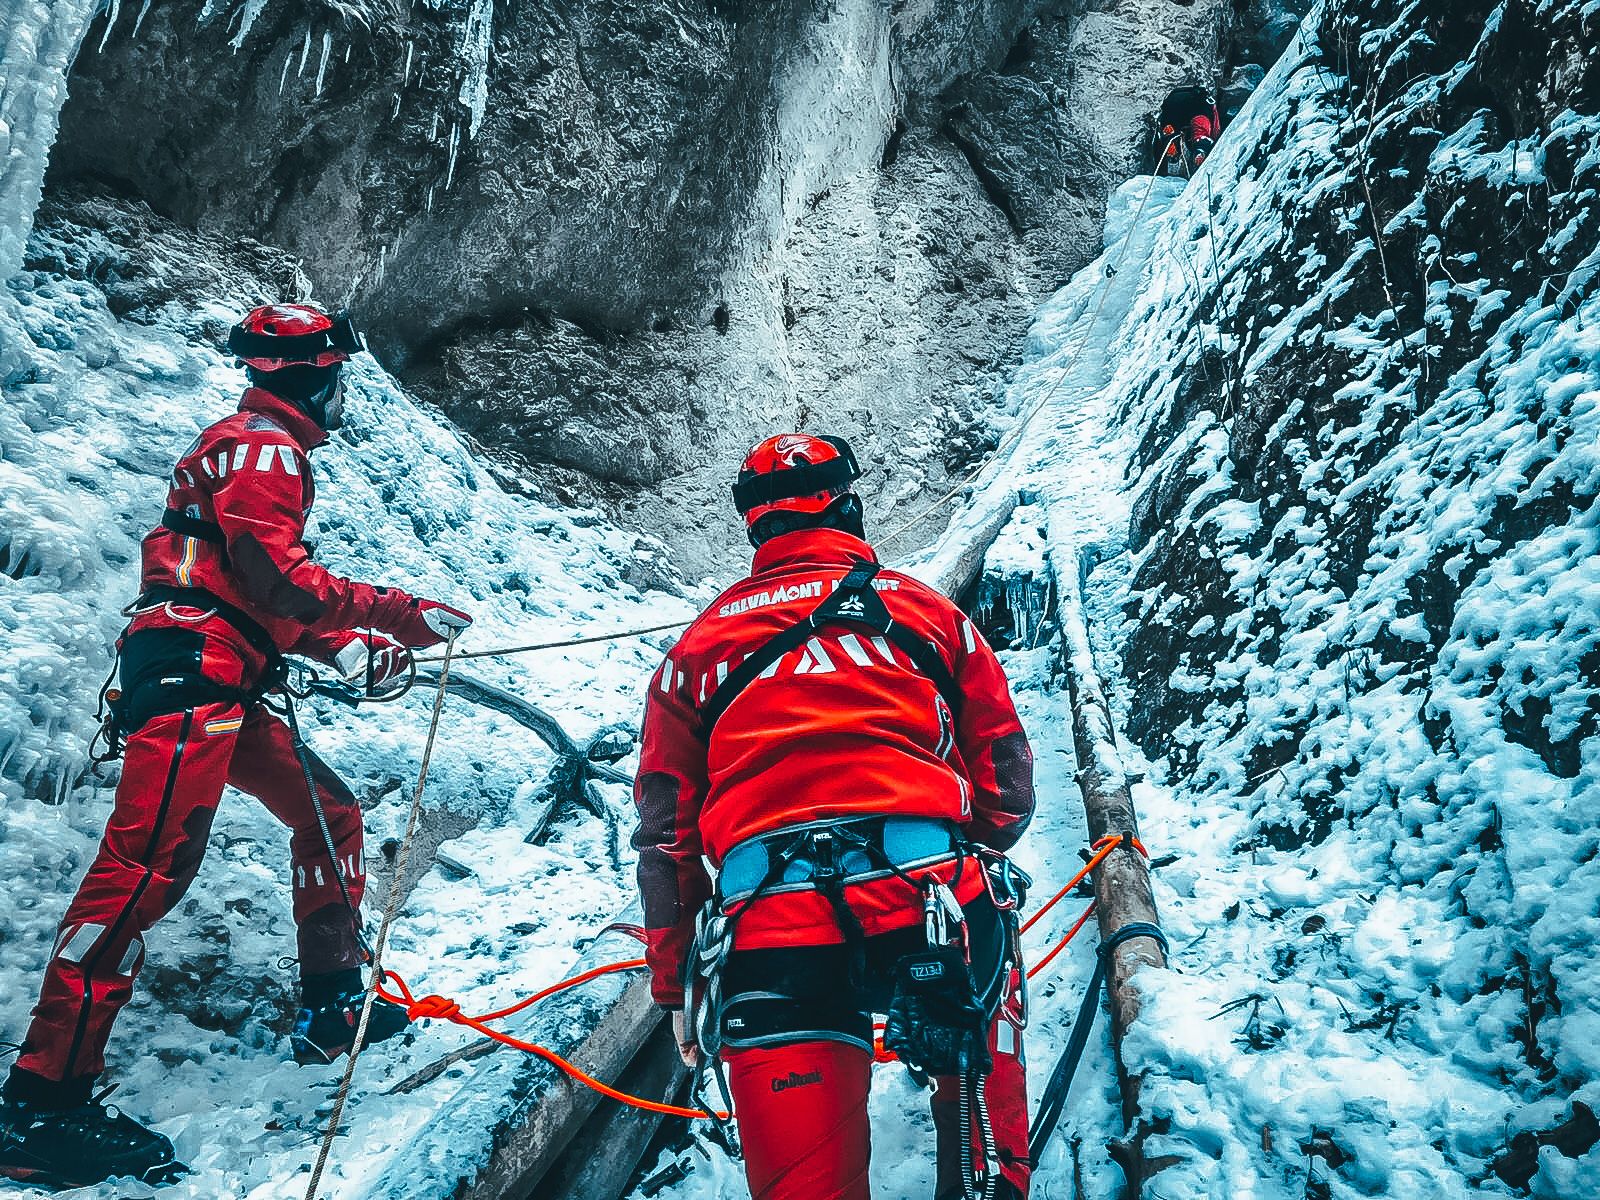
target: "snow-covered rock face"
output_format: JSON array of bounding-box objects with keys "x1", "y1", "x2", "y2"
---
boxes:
[
  {"x1": 899, "y1": 0, "x2": 1598, "y2": 1193},
  {"x1": 47, "y1": 0, "x2": 1244, "y2": 573},
  {"x1": 1041, "y1": 0, "x2": 1599, "y2": 1193}
]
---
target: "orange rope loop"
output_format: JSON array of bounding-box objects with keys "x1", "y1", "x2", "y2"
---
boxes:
[
  {"x1": 369, "y1": 837, "x2": 1154, "y2": 1117},
  {"x1": 377, "y1": 960, "x2": 727, "y2": 1121}
]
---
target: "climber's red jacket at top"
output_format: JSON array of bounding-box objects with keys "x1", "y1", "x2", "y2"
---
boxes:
[
  {"x1": 634, "y1": 526, "x2": 1035, "y2": 1007},
  {"x1": 145, "y1": 386, "x2": 441, "y2": 653}
]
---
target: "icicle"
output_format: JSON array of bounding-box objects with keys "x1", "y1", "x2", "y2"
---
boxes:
[
  {"x1": 403, "y1": 41, "x2": 414, "y2": 87},
  {"x1": 429, "y1": 110, "x2": 440, "y2": 142},
  {"x1": 344, "y1": 40, "x2": 351, "y2": 63},
  {"x1": 132, "y1": 0, "x2": 154, "y2": 37},
  {"x1": 279, "y1": 48, "x2": 293, "y2": 96},
  {"x1": 314, "y1": 30, "x2": 332, "y2": 96},
  {"x1": 0, "y1": 1, "x2": 102, "y2": 280},
  {"x1": 391, "y1": 92, "x2": 401, "y2": 120},
  {"x1": 426, "y1": 184, "x2": 435, "y2": 213},
  {"x1": 1009, "y1": 579, "x2": 1030, "y2": 646},
  {"x1": 456, "y1": 0, "x2": 495, "y2": 138},
  {"x1": 228, "y1": 0, "x2": 268, "y2": 51},
  {"x1": 97, "y1": 0, "x2": 122, "y2": 53},
  {"x1": 297, "y1": 26, "x2": 312, "y2": 77},
  {"x1": 444, "y1": 122, "x2": 459, "y2": 190}
]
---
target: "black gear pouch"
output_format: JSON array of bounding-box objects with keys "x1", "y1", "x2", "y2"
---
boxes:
[{"x1": 882, "y1": 945, "x2": 992, "y2": 1077}]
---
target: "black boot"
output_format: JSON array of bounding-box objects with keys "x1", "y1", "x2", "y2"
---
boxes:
[
  {"x1": 291, "y1": 969, "x2": 411, "y2": 1065},
  {"x1": 0, "y1": 1070, "x2": 184, "y2": 1190}
]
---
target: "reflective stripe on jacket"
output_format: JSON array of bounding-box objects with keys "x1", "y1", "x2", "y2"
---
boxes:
[{"x1": 140, "y1": 388, "x2": 416, "y2": 656}]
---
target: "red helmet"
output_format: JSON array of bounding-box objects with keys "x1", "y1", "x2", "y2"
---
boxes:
[
  {"x1": 226, "y1": 304, "x2": 363, "y2": 371},
  {"x1": 732, "y1": 433, "x2": 862, "y2": 528}
]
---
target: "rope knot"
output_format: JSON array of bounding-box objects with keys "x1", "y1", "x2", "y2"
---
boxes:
[{"x1": 407, "y1": 994, "x2": 462, "y2": 1022}]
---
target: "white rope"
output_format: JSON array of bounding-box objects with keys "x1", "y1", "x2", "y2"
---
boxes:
[{"x1": 302, "y1": 632, "x2": 458, "y2": 1200}]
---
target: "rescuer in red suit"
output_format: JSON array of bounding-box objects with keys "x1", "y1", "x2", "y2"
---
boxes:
[
  {"x1": 0, "y1": 305, "x2": 472, "y2": 1190},
  {"x1": 1158, "y1": 84, "x2": 1221, "y2": 169},
  {"x1": 633, "y1": 434, "x2": 1036, "y2": 1200}
]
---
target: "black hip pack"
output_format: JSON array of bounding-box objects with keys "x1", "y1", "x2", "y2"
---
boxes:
[{"x1": 883, "y1": 942, "x2": 993, "y2": 1077}]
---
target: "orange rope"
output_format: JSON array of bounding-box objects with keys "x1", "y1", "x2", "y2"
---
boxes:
[
  {"x1": 469, "y1": 959, "x2": 648, "y2": 1023},
  {"x1": 376, "y1": 835, "x2": 1152, "y2": 1108},
  {"x1": 1020, "y1": 834, "x2": 1126, "y2": 934},
  {"x1": 378, "y1": 959, "x2": 728, "y2": 1121},
  {"x1": 1026, "y1": 899, "x2": 1097, "y2": 979}
]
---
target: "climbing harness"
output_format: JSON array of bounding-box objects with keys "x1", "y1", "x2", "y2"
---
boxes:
[{"x1": 90, "y1": 587, "x2": 289, "y2": 764}]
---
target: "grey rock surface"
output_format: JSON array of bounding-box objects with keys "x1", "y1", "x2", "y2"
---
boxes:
[{"x1": 52, "y1": 0, "x2": 1247, "y2": 575}]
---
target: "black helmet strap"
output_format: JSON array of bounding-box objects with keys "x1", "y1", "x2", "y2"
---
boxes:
[
  {"x1": 228, "y1": 310, "x2": 364, "y2": 363},
  {"x1": 731, "y1": 436, "x2": 862, "y2": 515}
]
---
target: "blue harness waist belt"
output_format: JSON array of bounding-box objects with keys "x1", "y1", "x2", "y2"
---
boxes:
[{"x1": 717, "y1": 815, "x2": 960, "y2": 906}]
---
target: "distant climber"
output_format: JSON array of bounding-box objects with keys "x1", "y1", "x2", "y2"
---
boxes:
[
  {"x1": 0, "y1": 304, "x2": 472, "y2": 1190},
  {"x1": 1158, "y1": 84, "x2": 1222, "y2": 173},
  {"x1": 632, "y1": 433, "x2": 1037, "y2": 1199}
]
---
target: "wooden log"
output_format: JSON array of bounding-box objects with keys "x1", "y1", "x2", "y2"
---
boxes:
[
  {"x1": 901, "y1": 486, "x2": 1019, "y2": 600},
  {"x1": 461, "y1": 971, "x2": 661, "y2": 1200},
  {"x1": 535, "y1": 1020, "x2": 691, "y2": 1200},
  {"x1": 1056, "y1": 551, "x2": 1168, "y2": 1192},
  {"x1": 359, "y1": 910, "x2": 665, "y2": 1200}
]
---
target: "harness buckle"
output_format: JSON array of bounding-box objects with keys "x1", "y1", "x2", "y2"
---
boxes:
[{"x1": 807, "y1": 829, "x2": 843, "y2": 883}]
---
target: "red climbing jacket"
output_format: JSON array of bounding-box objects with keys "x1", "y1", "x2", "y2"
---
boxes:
[
  {"x1": 144, "y1": 387, "x2": 448, "y2": 653},
  {"x1": 633, "y1": 526, "x2": 1035, "y2": 1007},
  {"x1": 1159, "y1": 85, "x2": 1220, "y2": 153}
]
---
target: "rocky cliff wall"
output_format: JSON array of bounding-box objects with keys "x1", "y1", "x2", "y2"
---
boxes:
[{"x1": 49, "y1": 0, "x2": 1253, "y2": 572}]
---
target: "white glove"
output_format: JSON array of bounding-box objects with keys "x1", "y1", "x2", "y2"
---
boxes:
[
  {"x1": 421, "y1": 601, "x2": 473, "y2": 640},
  {"x1": 332, "y1": 631, "x2": 413, "y2": 695}
]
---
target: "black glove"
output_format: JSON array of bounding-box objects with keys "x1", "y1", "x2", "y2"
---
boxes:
[{"x1": 883, "y1": 946, "x2": 992, "y2": 1077}]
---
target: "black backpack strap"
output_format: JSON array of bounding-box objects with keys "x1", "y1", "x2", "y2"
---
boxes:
[
  {"x1": 699, "y1": 560, "x2": 963, "y2": 740},
  {"x1": 161, "y1": 508, "x2": 226, "y2": 545}
]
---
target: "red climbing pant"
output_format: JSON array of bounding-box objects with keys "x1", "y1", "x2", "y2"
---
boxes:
[
  {"x1": 17, "y1": 617, "x2": 366, "y2": 1086},
  {"x1": 717, "y1": 888, "x2": 1031, "y2": 1198},
  {"x1": 724, "y1": 988, "x2": 1031, "y2": 1200},
  {"x1": 726, "y1": 1041, "x2": 874, "y2": 1199}
]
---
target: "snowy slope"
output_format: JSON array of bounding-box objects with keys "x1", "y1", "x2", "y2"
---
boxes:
[
  {"x1": 5, "y1": 1, "x2": 1598, "y2": 1198},
  {"x1": 0, "y1": 191, "x2": 702, "y2": 1198}
]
